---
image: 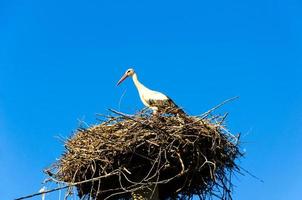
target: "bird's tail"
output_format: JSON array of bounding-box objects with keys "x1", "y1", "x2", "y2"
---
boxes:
[
  {"x1": 176, "y1": 107, "x2": 187, "y2": 117},
  {"x1": 167, "y1": 98, "x2": 187, "y2": 117},
  {"x1": 179, "y1": 107, "x2": 186, "y2": 115}
]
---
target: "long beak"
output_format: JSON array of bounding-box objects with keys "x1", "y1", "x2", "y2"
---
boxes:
[{"x1": 117, "y1": 74, "x2": 128, "y2": 86}]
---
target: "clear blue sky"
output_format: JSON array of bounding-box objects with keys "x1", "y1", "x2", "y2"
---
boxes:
[{"x1": 1, "y1": 0, "x2": 301, "y2": 199}]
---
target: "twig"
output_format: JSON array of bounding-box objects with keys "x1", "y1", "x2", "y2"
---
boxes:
[
  {"x1": 15, "y1": 185, "x2": 70, "y2": 200},
  {"x1": 118, "y1": 89, "x2": 127, "y2": 110},
  {"x1": 15, "y1": 171, "x2": 119, "y2": 200},
  {"x1": 200, "y1": 96, "x2": 239, "y2": 118},
  {"x1": 108, "y1": 108, "x2": 135, "y2": 118}
]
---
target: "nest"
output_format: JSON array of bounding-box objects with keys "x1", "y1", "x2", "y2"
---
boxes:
[{"x1": 47, "y1": 107, "x2": 242, "y2": 200}]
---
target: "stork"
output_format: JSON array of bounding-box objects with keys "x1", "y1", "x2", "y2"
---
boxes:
[{"x1": 117, "y1": 68, "x2": 186, "y2": 116}]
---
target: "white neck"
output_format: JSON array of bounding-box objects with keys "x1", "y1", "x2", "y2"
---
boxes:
[{"x1": 132, "y1": 73, "x2": 147, "y2": 92}]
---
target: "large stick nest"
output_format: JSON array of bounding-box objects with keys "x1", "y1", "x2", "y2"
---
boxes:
[{"x1": 47, "y1": 108, "x2": 242, "y2": 200}]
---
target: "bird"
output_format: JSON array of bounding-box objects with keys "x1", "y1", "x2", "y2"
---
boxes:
[{"x1": 117, "y1": 68, "x2": 186, "y2": 116}]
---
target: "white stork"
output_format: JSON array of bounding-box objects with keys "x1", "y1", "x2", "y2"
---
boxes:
[{"x1": 117, "y1": 68, "x2": 186, "y2": 116}]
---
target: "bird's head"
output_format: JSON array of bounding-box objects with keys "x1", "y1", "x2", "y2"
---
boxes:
[{"x1": 117, "y1": 68, "x2": 135, "y2": 86}]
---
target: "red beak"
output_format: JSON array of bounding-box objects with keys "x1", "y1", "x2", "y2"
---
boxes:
[{"x1": 117, "y1": 74, "x2": 128, "y2": 86}]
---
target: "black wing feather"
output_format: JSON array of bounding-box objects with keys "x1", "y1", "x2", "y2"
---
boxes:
[{"x1": 148, "y1": 97, "x2": 186, "y2": 116}]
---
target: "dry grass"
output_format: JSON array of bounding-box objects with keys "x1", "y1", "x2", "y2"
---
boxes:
[{"x1": 44, "y1": 104, "x2": 242, "y2": 200}]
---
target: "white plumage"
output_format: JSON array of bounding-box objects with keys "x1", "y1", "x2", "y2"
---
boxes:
[{"x1": 117, "y1": 68, "x2": 185, "y2": 115}]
